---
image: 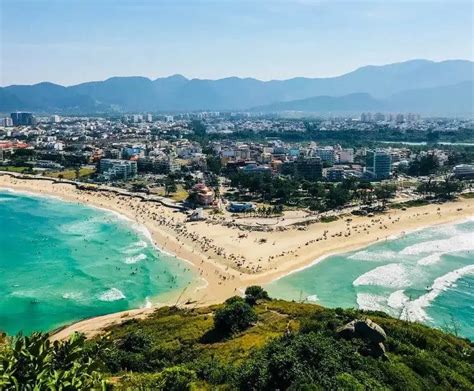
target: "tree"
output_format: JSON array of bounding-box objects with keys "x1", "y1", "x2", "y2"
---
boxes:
[
  {"x1": 245, "y1": 286, "x2": 270, "y2": 305},
  {"x1": 434, "y1": 175, "x2": 463, "y2": 200},
  {"x1": 206, "y1": 155, "x2": 222, "y2": 175},
  {"x1": 214, "y1": 300, "x2": 257, "y2": 334},
  {"x1": 165, "y1": 176, "x2": 177, "y2": 196},
  {"x1": 374, "y1": 183, "x2": 397, "y2": 209}
]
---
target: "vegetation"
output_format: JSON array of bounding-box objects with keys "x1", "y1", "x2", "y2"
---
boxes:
[
  {"x1": 1, "y1": 292, "x2": 473, "y2": 389},
  {"x1": 48, "y1": 167, "x2": 96, "y2": 180},
  {"x1": 214, "y1": 297, "x2": 258, "y2": 334},
  {"x1": 227, "y1": 173, "x2": 403, "y2": 212},
  {"x1": 0, "y1": 332, "x2": 106, "y2": 389}
]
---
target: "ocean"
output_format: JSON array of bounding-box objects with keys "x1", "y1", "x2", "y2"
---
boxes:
[
  {"x1": 266, "y1": 218, "x2": 474, "y2": 340},
  {"x1": 0, "y1": 189, "x2": 196, "y2": 335}
]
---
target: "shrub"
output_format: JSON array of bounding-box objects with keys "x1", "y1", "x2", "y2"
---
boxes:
[
  {"x1": 244, "y1": 285, "x2": 270, "y2": 305},
  {"x1": 214, "y1": 301, "x2": 257, "y2": 334},
  {"x1": 0, "y1": 332, "x2": 106, "y2": 389},
  {"x1": 119, "y1": 366, "x2": 196, "y2": 390}
]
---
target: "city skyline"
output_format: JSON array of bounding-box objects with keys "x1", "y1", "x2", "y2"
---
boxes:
[{"x1": 1, "y1": 0, "x2": 473, "y2": 86}]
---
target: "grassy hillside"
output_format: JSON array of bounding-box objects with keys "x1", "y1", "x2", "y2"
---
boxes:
[{"x1": 1, "y1": 293, "x2": 473, "y2": 390}]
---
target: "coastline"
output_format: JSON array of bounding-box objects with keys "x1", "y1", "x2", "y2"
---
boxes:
[{"x1": 1, "y1": 172, "x2": 473, "y2": 339}]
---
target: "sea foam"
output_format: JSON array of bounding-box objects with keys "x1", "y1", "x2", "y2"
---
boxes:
[
  {"x1": 387, "y1": 290, "x2": 409, "y2": 309},
  {"x1": 125, "y1": 253, "x2": 147, "y2": 264},
  {"x1": 400, "y1": 233, "x2": 474, "y2": 256},
  {"x1": 353, "y1": 263, "x2": 410, "y2": 288},
  {"x1": 99, "y1": 288, "x2": 126, "y2": 302},
  {"x1": 401, "y1": 265, "x2": 474, "y2": 322},
  {"x1": 356, "y1": 293, "x2": 387, "y2": 312},
  {"x1": 349, "y1": 250, "x2": 397, "y2": 262}
]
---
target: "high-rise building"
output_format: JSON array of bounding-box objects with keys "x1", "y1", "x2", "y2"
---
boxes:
[
  {"x1": 366, "y1": 149, "x2": 392, "y2": 180},
  {"x1": 296, "y1": 156, "x2": 323, "y2": 180},
  {"x1": 0, "y1": 117, "x2": 13, "y2": 127},
  {"x1": 373, "y1": 112, "x2": 385, "y2": 122},
  {"x1": 50, "y1": 115, "x2": 61, "y2": 123},
  {"x1": 11, "y1": 112, "x2": 36, "y2": 126}
]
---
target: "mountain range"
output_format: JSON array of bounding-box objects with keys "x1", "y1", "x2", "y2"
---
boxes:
[{"x1": 1, "y1": 59, "x2": 473, "y2": 116}]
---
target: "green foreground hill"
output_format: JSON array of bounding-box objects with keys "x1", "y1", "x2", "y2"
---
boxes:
[{"x1": 1, "y1": 294, "x2": 473, "y2": 390}]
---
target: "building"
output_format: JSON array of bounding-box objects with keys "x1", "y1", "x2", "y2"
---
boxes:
[
  {"x1": 228, "y1": 202, "x2": 255, "y2": 213},
  {"x1": 189, "y1": 183, "x2": 215, "y2": 206},
  {"x1": 0, "y1": 117, "x2": 13, "y2": 127},
  {"x1": 50, "y1": 115, "x2": 61, "y2": 123},
  {"x1": 296, "y1": 156, "x2": 323, "y2": 180},
  {"x1": 326, "y1": 167, "x2": 345, "y2": 182},
  {"x1": 337, "y1": 148, "x2": 354, "y2": 163},
  {"x1": 11, "y1": 112, "x2": 36, "y2": 126},
  {"x1": 314, "y1": 147, "x2": 336, "y2": 166},
  {"x1": 366, "y1": 149, "x2": 392, "y2": 180},
  {"x1": 99, "y1": 159, "x2": 137, "y2": 180},
  {"x1": 453, "y1": 164, "x2": 474, "y2": 179}
]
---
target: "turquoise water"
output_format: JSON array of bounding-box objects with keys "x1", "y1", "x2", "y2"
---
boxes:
[
  {"x1": 0, "y1": 189, "x2": 196, "y2": 335},
  {"x1": 267, "y1": 219, "x2": 474, "y2": 340}
]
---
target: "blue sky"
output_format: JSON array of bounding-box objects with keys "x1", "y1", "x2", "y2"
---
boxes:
[{"x1": 1, "y1": 0, "x2": 473, "y2": 85}]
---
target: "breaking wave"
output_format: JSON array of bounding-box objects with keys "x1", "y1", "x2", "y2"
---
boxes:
[
  {"x1": 349, "y1": 250, "x2": 397, "y2": 262},
  {"x1": 125, "y1": 253, "x2": 147, "y2": 264},
  {"x1": 400, "y1": 265, "x2": 474, "y2": 322},
  {"x1": 400, "y1": 233, "x2": 474, "y2": 256},
  {"x1": 356, "y1": 293, "x2": 387, "y2": 312},
  {"x1": 353, "y1": 263, "x2": 411, "y2": 288},
  {"x1": 99, "y1": 288, "x2": 126, "y2": 302}
]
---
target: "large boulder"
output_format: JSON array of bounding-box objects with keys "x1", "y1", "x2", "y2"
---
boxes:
[
  {"x1": 354, "y1": 319, "x2": 387, "y2": 344},
  {"x1": 337, "y1": 318, "x2": 388, "y2": 359},
  {"x1": 337, "y1": 319, "x2": 386, "y2": 343}
]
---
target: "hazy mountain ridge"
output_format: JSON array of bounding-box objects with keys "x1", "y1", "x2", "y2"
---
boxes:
[
  {"x1": 1, "y1": 59, "x2": 473, "y2": 115},
  {"x1": 255, "y1": 81, "x2": 474, "y2": 116}
]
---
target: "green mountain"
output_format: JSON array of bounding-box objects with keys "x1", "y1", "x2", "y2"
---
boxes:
[{"x1": 1, "y1": 292, "x2": 473, "y2": 390}]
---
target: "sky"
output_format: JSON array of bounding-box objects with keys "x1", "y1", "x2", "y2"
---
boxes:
[{"x1": 1, "y1": 0, "x2": 473, "y2": 86}]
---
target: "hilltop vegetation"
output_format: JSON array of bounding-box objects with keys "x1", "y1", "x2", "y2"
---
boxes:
[{"x1": 1, "y1": 289, "x2": 473, "y2": 390}]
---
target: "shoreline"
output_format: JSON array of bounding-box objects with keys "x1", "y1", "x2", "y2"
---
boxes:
[
  {"x1": 267, "y1": 214, "x2": 474, "y2": 284},
  {"x1": 1, "y1": 172, "x2": 473, "y2": 339}
]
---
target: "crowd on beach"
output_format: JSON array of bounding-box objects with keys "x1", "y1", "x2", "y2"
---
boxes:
[{"x1": 1, "y1": 174, "x2": 472, "y2": 299}]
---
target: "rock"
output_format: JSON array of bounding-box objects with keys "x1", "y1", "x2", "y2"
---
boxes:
[
  {"x1": 337, "y1": 320, "x2": 357, "y2": 339},
  {"x1": 337, "y1": 319, "x2": 386, "y2": 343},
  {"x1": 354, "y1": 319, "x2": 387, "y2": 344}
]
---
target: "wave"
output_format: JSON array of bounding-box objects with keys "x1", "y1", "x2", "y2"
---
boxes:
[
  {"x1": 401, "y1": 265, "x2": 474, "y2": 322},
  {"x1": 353, "y1": 263, "x2": 411, "y2": 288},
  {"x1": 417, "y1": 253, "x2": 443, "y2": 266},
  {"x1": 99, "y1": 288, "x2": 126, "y2": 302},
  {"x1": 125, "y1": 253, "x2": 147, "y2": 264},
  {"x1": 306, "y1": 294, "x2": 319, "y2": 302},
  {"x1": 123, "y1": 240, "x2": 148, "y2": 254},
  {"x1": 387, "y1": 290, "x2": 409, "y2": 309},
  {"x1": 143, "y1": 297, "x2": 152, "y2": 308},
  {"x1": 62, "y1": 292, "x2": 83, "y2": 300},
  {"x1": 349, "y1": 250, "x2": 397, "y2": 262},
  {"x1": 356, "y1": 293, "x2": 387, "y2": 312},
  {"x1": 400, "y1": 232, "x2": 474, "y2": 256}
]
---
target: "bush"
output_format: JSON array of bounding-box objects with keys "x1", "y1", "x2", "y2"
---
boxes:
[
  {"x1": 244, "y1": 285, "x2": 270, "y2": 305},
  {"x1": 0, "y1": 332, "x2": 106, "y2": 389},
  {"x1": 119, "y1": 366, "x2": 196, "y2": 390},
  {"x1": 214, "y1": 301, "x2": 257, "y2": 334}
]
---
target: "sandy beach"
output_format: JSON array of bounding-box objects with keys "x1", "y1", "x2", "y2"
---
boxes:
[{"x1": 1, "y1": 172, "x2": 473, "y2": 339}]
